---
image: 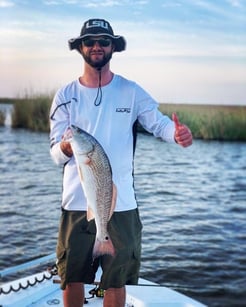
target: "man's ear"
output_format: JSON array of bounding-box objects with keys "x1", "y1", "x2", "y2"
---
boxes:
[{"x1": 79, "y1": 45, "x2": 83, "y2": 54}]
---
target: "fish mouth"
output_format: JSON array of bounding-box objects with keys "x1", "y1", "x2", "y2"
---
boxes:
[{"x1": 69, "y1": 125, "x2": 95, "y2": 155}]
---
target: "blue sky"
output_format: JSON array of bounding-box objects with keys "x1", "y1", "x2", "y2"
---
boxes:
[{"x1": 0, "y1": 0, "x2": 245, "y2": 105}]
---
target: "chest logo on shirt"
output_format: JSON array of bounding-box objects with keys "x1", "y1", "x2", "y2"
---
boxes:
[{"x1": 116, "y1": 108, "x2": 131, "y2": 113}]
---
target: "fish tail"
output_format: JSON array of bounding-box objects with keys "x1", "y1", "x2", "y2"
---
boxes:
[{"x1": 93, "y1": 237, "x2": 115, "y2": 258}]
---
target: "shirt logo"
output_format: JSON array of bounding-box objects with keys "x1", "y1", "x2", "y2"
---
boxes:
[{"x1": 116, "y1": 108, "x2": 131, "y2": 113}]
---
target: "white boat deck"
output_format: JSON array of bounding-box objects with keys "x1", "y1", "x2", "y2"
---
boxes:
[{"x1": 0, "y1": 270, "x2": 206, "y2": 307}]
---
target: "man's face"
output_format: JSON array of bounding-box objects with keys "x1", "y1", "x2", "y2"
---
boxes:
[{"x1": 80, "y1": 36, "x2": 114, "y2": 69}]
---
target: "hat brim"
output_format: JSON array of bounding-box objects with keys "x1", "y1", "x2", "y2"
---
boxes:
[{"x1": 68, "y1": 33, "x2": 126, "y2": 52}]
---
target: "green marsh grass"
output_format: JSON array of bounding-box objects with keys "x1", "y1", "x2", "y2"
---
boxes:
[
  {"x1": 159, "y1": 104, "x2": 246, "y2": 141},
  {"x1": 11, "y1": 95, "x2": 52, "y2": 132},
  {"x1": 1, "y1": 96, "x2": 245, "y2": 140},
  {"x1": 0, "y1": 110, "x2": 5, "y2": 126}
]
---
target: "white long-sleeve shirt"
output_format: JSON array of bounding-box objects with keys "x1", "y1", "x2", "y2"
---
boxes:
[{"x1": 50, "y1": 74, "x2": 175, "y2": 211}]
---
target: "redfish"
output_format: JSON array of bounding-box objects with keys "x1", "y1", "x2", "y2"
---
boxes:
[{"x1": 64, "y1": 125, "x2": 116, "y2": 258}]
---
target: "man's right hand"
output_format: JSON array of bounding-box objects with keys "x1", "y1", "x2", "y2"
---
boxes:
[{"x1": 60, "y1": 141, "x2": 73, "y2": 157}]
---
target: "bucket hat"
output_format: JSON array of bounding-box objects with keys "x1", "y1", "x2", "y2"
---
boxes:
[{"x1": 68, "y1": 18, "x2": 126, "y2": 52}]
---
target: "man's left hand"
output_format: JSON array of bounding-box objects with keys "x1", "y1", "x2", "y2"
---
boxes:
[{"x1": 172, "y1": 113, "x2": 193, "y2": 147}]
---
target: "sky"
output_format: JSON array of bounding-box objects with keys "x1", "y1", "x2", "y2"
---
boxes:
[{"x1": 0, "y1": 0, "x2": 245, "y2": 105}]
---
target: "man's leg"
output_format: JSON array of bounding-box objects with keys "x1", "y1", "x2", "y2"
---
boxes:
[
  {"x1": 103, "y1": 286, "x2": 126, "y2": 307},
  {"x1": 63, "y1": 282, "x2": 85, "y2": 307}
]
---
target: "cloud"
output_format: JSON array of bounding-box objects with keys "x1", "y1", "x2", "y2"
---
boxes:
[
  {"x1": 226, "y1": 0, "x2": 242, "y2": 7},
  {"x1": 84, "y1": 0, "x2": 122, "y2": 8},
  {"x1": 192, "y1": 0, "x2": 245, "y2": 20},
  {"x1": 43, "y1": 0, "x2": 61, "y2": 5},
  {"x1": 161, "y1": 2, "x2": 182, "y2": 8},
  {"x1": 0, "y1": 0, "x2": 14, "y2": 7},
  {"x1": 43, "y1": 0, "x2": 85, "y2": 5}
]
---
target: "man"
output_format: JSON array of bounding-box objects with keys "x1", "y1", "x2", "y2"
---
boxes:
[{"x1": 49, "y1": 18, "x2": 192, "y2": 307}]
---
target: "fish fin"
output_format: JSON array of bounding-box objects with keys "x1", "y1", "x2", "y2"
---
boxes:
[
  {"x1": 93, "y1": 236, "x2": 115, "y2": 259},
  {"x1": 109, "y1": 183, "x2": 117, "y2": 221},
  {"x1": 87, "y1": 206, "x2": 95, "y2": 221}
]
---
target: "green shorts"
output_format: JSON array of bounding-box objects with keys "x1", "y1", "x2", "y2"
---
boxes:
[{"x1": 56, "y1": 208, "x2": 142, "y2": 290}]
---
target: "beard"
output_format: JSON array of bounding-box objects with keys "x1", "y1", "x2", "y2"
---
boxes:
[{"x1": 81, "y1": 50, "x2": 113, "y2": 69}]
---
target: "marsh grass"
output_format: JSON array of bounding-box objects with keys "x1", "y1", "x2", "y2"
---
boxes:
[
  {"x1": 159, "y1": 104, "x2": 246, "y2": 141},
  {"x1": 11, "y1": 95, "x2": 52, "y2": 132},
  {"x1": 1, "y1": 96, "x2": 245, "y2": 140},
  {"x1": 0, "y1": 110, "x2": 5, "y2": 126}
]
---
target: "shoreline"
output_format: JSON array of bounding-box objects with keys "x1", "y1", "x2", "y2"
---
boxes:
[{"x1": 0, "y1": 98, "x2": 245, "y2": 141}]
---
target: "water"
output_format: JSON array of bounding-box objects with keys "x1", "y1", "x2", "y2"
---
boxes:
[{"x1": 0, "y1": 124, "x2": 246, "y2": 307}]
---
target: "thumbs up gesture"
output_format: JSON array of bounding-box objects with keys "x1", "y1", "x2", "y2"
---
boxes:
[{"x1": 172, "y1": 113, "x2": 193, "y2": 147}]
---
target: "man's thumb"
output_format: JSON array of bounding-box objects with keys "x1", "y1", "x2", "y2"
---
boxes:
[{"x1": 172, "y1": 113, "x2": 181, "y2": 129}]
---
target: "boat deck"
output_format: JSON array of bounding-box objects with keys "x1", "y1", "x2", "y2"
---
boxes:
[{"x1": 0, "y1": 270, "x2": 206, "y2": 306}]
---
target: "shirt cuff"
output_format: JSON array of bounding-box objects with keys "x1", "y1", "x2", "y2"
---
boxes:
[
  {"x1": 50, "y1": 142, "x2": 71, "y2": 165},
  {"x1": 162, "y1": 121, "x2": 176, "y2": 143}
]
